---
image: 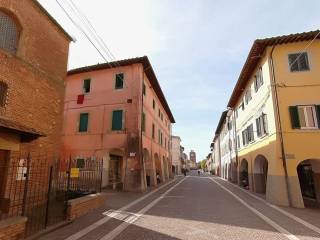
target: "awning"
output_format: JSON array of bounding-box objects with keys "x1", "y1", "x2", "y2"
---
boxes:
[{"x1": 0, "y1": 117, "x2": 45, "y2": 137}]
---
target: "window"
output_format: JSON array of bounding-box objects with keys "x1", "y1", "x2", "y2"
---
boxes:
[
  {"x1": 112, "y1": 110, "x2": 123, "y2": 130},
  {"x1": 143, "y1": 83, "x2": 146, "y2": 96},
  {"x1": 256, "y1": 113, "x2": 268, "y2": 137},
  {"x1": 153, "y1": 99, "x2": 155, "y2": 109},
  {"x1": 242, "y1": 124, "x2": 254, "y2": 146},
  {"x1": 158, "y1": 129, "x2": 161, "y2": 143},
  {"x1": 158, "y1": 109, "x2": 161, "y2": 118},
  {"x1": 161, "y1": 113, "x2": 163, "y2": 121},
  {"x1": 115, "y1": 73, "x2": 124, "y2": 89},
  {"x1": 76, "y1": 158, "x2": 85, "y2": 168},
  {"x1": 83, "y1": 78, "x2": 91, "y2": 93},
  {"x1": 288, "y1": 52, "x2": 310, "y2": 72},
  {"x1": 142, "y1": 112, "x2": 146, "y2": 132},
  {"x1": 290, "y1": 105, "x2": 320, "y2": 129},
  {"x1": 237, "y1": 135, "x2": 240, "y2": 148},
  {"x1": 0, "y1": 82, "x2": 8, "y2": 107},
  {"x1": 240, "y1": 101, "x2": 245, "y2": 111},
  {"x1": 79, "y1": 113, "x2": 89, "y2": 132},
  {"x1": 254, "y1": 67, "x2": 264, "y2": 92},
  {"x1": 245, "y1": 87, "x2": 252, "y2": 104},
  {"x1": 0, "y1": 11, "x2": 19, "y2": 55},
  {"x1": 152, "y1": 123, "x2": 155, "y2": 139}
]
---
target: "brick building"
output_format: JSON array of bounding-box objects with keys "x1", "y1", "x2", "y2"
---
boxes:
[
  {"x1": 63, "y1": 56, "x2": 175, "y2": 192},
  {"x1": 0, "y1": 0, "x2": 71, "y2": 238}
]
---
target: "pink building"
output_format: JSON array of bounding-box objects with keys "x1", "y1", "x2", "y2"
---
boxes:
[{"x1": 63, "y1": 57, "x2": 175, "y2": 192}]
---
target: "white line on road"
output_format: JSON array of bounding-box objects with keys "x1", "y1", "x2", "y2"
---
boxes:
[
  {"x1": 218, "y1": 177, "x2": 320, "y2": 235},
  {"x1": 65, "y1": 178, "x2": 181, "y2": 240},
  {"x1": 99, "y1": 177, "x2": 187, "y2": 240},
  {"x1": 210, "y1": 178, "x2": 300, "y2": 240}
]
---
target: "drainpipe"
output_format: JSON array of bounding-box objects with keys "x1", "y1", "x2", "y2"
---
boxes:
[
  {"x1": 232, "y1": 108, "x2": 239, "y2": 184},
  {"x1": 269, "y1": 45, "x2": 293, "y2": 207},
  {"x1": 140, "y1": 67, "x2": 146, "y2": 191}
]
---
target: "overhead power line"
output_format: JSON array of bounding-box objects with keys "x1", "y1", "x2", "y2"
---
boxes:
[
  {"x1": 55, "y1": 0, "x2": 115, "y2": 67},
  {"x1": 66, "y1": 0, "x2": 118, "y2": 63}
]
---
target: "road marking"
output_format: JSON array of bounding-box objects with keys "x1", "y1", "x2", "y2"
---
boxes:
[
  {"x1": 217, "y1": 177, "x2": 320, "y2": 235},
  {"x1": 210, "y1": 178, "x2": 300, "y2": 240},
  {"x1": 100, "y1": 177, "x2": 187, "y2": 240},
  {"x1": 64, "y1": 178, "x2": 181, "y2": 240},
  {"x1": 103, "y1": 210, "x2": 141, "y2": 223}
]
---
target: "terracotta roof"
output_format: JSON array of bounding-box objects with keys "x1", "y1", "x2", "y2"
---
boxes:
[
  {"x1": 68, "y1": 56, "x2": 176, "y2": 123},
  {"x1": 215, "y1": 110, "x2": 228, "y2": 135},
  {"x1": 227, "y1": 30, "x2": 320, "y2": 108},
  {"x1": 32, "y1": 0, "x2": 73, "y2": 41},
  {"x1": 0, "y1": 117, "x2": 45, "y2": 136}
]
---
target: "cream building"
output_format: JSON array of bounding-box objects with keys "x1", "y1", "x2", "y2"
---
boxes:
[{"x1": 214, "y1": 30, "x2": 320, "y2": 208}]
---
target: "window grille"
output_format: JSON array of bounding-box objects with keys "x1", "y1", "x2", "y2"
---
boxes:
[
  {"x1": 0, "y1": 81, "x2": 8, "y2": 108},
  {"x1": 0, "y1": 11, "x2": 19, "y2": 54}
]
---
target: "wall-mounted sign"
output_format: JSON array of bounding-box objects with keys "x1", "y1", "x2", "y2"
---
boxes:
[
  {"x1": 16, "y1": 159, "x2": 27, "y2": 181},
  {"x1": 129, "y1": 152, "x2": 136, "y2": 157},
  {"x1": 70, "y1": 168, "x2": 80, "y2": 178},
  {"x1": 285, "y1": 154, "x2": 295, "y2": 160}
]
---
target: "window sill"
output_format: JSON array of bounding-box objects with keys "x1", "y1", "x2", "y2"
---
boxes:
[
  {"x1": 298, "y1": 127, "x2": 319, "y2": 131},
  {"x1": 110, "y1": 130, "x2": 126, "y2": 134}
]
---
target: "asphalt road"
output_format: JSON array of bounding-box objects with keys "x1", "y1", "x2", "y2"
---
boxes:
[{"x1": 39, "y1": 173, "x2": 320, "y2": 240}]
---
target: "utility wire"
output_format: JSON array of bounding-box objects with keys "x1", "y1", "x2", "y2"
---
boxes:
[
  {"x1": 58, "y1": 0, "x2": 128, "y2": 87},
  {"x1": 55, "y1": 0, "x2": 113, "y2": 67},
  {"x1": 288, "y1": 30, "x2": 320, "y2": 69},
  {"x1": 66, "y1": 0, "x2": 117, "y2": 63}
]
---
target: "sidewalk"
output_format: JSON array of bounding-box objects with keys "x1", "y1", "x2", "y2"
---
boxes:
[{"x1": 36, "y1": 177, "x2": 179, "y2": 240}]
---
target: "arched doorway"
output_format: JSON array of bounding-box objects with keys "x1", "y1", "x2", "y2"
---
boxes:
[
  {"x1": 253, "y1": 155, "x2": 268, "y2": 194},
  {"x1": 297, "y1": 159, "x2": 320, "y2": 208},
  {"x1": 144, "y1": 148, "x2": 155, "y2": 187},
  {"x1": 240, "y1": 159, "x2": 249, "y2": 189},
  {"x1": 163, "y1": 156, "x2": 168, "y2": 180}
]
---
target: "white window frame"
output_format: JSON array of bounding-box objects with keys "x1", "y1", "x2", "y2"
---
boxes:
[{"x1": 298, "y1": 105, "x2": 318, "y2": 129}]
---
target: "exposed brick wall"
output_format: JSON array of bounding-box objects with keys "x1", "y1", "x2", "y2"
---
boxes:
[
  {"x1": 0, "y1": 0, "x2": 70, "y2": 156},
  {"x1": 67, "y1": 193, "x2": 106, "y2": 221},
  {"x1": 0, "y1": 0, "x2": 70, "y2": 236},
  {"x1": 0, "y1": 216, "x2": 26, "y2": 240}
]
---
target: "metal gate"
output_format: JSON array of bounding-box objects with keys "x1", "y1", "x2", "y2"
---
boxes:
[{"x1": 0, "y1": 152, "x2": 102, "y2": 237}]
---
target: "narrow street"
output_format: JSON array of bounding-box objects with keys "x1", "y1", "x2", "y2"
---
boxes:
[{"x1": 40, "y1": 173, "x2": 320, "y2": 240}]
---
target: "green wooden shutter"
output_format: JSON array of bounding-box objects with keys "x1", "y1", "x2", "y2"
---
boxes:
[
  {"x1": 112, "y1": 110, "x2": 123, "y2": 130},
  {"x1": 143, "y1": 83, "x2": 146, "y2": 96},
  {"x1": 79, "y1": 113, "x2": 89, "y2": 132},
  {"x1": 315, "y1": 105, "x2": 320, "y2": 129},
  {"x1": 289, "y1": 106, "x2": 300, "y2": 129},
  {"x1": 152, "y1": 124, "x2": 155, "y2": 139},
  {"x1": 142, "y1": 112, "x2": 146, "y2": 132}
]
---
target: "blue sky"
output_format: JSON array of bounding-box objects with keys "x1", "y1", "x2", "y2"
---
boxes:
[{"x1": 39, "y1": 0, "x2": 319, "y2": 161}]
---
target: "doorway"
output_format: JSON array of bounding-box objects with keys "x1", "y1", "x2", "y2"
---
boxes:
[{"x1": 109, "y1": 154, "x2": 123, "y2": 190}]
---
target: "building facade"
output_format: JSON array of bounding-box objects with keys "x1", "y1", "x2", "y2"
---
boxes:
[
  {"x1": 189, "y1": 150, "x2": 197, "y2": 169},
  {"x1": 63, "y1": 57, "x2": 175, "y2": 192},
  {"x1": 0, "y1": 0, "x2": 71, "y2": 236},
  {"x1": 213, "y1": 31, "x2": 320, "y2": 208},
  {"x1": 171, "y1": 136, "x2": 182, "y2": 175}
]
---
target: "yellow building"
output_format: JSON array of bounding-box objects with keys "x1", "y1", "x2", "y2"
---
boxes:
[{"x1": 226, "y1": 30, "x2": 320, "y2": 208}]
